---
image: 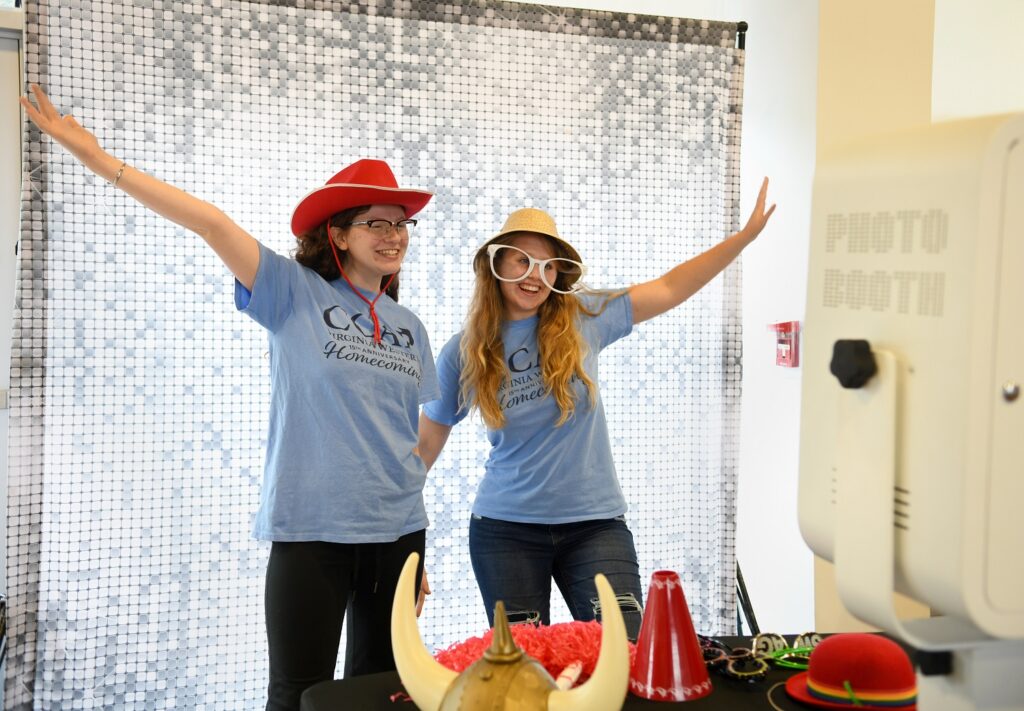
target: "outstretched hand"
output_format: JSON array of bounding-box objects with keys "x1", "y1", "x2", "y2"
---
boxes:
[
  {"x1": 19, "y1": 84, "x2": 261, "y2": 289},
  {"x1": 20, "y1": 84, "x2": 104, "y2": 167},
  {"x1": 629, "y1": 175, "x2": 779, "y2": 324},
  {"x1": 742, "y1": 177, "x2": 776, "y2": 240}
]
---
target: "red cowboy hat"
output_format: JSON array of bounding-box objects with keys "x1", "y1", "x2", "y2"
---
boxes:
[
  {"x1": 290, "y1": 159, "x2": 433, "y2": 237},
  {"x1": 785, "y1": 633, "x2": 917, "y2": 710}
]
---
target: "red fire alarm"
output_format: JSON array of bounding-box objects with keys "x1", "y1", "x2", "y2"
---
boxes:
[{"x1": 770, "y1": 321, "x2": 801, "y2": 367}]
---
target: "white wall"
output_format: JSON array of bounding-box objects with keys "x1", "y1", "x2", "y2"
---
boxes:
[
  {"x1": 516, "y1": 0, "x2": 820, "y2": 633},
  {"x1": 933, "y1": 0, "x2": 1024, "y2": 121}
]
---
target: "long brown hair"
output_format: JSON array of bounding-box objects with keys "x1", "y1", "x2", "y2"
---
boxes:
[
  {"x1": 459, "y1": 234, "x2": 620, "y2": 429},
  {"x1": 293, "y1": 205, "x2": 401, "y2": 300}
]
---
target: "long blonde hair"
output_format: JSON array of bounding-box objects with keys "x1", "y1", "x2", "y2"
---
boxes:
[{"x1": 459, "y1": 235, "x2": 620, "y2": 429}]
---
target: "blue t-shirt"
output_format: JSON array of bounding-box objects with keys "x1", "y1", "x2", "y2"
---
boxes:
[
  {"x1": 236, "y1": 243, "x2": 439, "y2": 543},
  {"x1": 424, "y1": 293, "x2": 633, "y2": 524}
]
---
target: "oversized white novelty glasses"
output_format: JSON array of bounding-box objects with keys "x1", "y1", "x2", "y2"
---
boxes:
[{"x1": 486, "y1": 244, "x2": 587, "y2": 295}]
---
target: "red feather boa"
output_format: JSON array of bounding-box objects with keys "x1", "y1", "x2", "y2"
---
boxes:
[{"x1": 434, "y1": 621, "x2": 637, "y2": 684}]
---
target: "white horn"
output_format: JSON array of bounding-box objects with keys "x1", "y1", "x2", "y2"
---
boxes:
[
  {"x1": 390, "y1": 552, "x2": 457, "y2": 711},
  {"x1": 547, "y1": 574, "x2": 630, "y2": 711}
]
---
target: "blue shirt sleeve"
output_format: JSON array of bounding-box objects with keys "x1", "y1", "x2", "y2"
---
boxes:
[
  {"x1": 234, "y1": 242, "x2": 296, "y2": 332},
  {"x1": 417, "y1": 323, "x2": 441, "y2": 405},
  {"x1": 422, "y1": 331, "x2": 467, "y2": 426},
  {"x1": 583, "y1": 291, "x2": 634, "y2": 350}
]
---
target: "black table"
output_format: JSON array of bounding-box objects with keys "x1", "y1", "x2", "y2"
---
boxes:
[{"x1": 300, "y1": 637, "x2": 816, "y2": 710}]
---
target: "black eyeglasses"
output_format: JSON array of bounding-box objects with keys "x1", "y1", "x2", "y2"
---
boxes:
[{"x1": 345, "y1": 219, "x2": 417, "y2": 237}]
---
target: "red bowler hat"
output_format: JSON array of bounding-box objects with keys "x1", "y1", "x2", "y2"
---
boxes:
[
  {"x1": 290, "y1": 159, "x2": 433, "y2": 237},
  {"x1": 785, "y1": 633, "x2": 917, "y2": 709}
]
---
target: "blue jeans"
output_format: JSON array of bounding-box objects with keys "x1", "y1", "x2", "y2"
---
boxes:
[{"x1": 469, "y1": 515, "x2": 644, "y2": 641}]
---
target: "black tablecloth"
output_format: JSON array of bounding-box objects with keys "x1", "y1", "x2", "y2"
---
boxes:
[{"x1": 300, "y1": 637, "x2": 815, "y2": 711}]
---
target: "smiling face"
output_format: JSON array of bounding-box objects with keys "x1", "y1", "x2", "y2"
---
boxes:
[
  {"x1": 493, "y1": 232, "x2": 559, "y2": 321},
  {"x1": 330, "y1": 204, "x2": 408, "y2": 291}
]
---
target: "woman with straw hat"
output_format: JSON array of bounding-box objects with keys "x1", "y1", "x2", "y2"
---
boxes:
[
  {"x1": 418, "y1": 183, "x2": 775, "y2": 639},
  {"x1": 21, "y1": 84, "x2": 437, "y2": 711}
]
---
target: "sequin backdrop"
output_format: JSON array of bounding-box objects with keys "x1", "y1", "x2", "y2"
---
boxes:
[{"x1": 10, "y1": 1, "x2": 745, "y2": 707}]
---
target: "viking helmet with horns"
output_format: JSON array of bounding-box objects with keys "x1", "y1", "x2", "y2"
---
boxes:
[{"x1": 391, "y1": 553, "x2": 631, "y2": 711}]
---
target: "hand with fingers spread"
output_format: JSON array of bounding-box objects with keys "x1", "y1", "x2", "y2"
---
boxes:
[
  {"x1": 741, "y1": 177, "x2": 777, "y2": 242},
  {"x1": 19, "y1": 83, "x2": 261, "y2": 287},
  {"x1": 628, "y1": 176, "x2": 776, "y2": 323},
  {"x1": 21, "y1": 84, "x2": 108, "y2": 175}
]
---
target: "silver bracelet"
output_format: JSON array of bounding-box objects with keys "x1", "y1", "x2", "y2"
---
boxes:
[{"x1": 111, "y1": 161, "x2": 127, "y2": 187}]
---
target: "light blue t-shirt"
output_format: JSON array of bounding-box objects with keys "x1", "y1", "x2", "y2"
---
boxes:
[
  {"x1": 236, "y1": 243, "x2": 439, "y2": 543},
  {"x1": 424, "y1": 293, "x2": 633, "y2": 524}
]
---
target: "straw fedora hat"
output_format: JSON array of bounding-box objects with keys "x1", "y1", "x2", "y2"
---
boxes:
[
  {"x1": 474, "y1": 208, "x2": 583, "y2": 267},
  {"x1": 290, "y1": 159, "x2": 433, "y2": 237}
]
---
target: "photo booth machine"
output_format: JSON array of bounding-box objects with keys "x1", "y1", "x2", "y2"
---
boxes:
[{"x1": 798, "y1": 112, "x2": 1024, "y2": 710}]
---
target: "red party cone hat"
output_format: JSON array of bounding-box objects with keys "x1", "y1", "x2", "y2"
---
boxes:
[{"x1": 629, "y1": 570, "x2": 713, "y2": 702}]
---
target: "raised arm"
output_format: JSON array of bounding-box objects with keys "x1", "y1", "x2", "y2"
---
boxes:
[
  {"x1": 20, "y1": 84, "x2": 260, "y2": 290},
  {"x1": 417, "y1": 412, "x2": 453, "y2": 472},
  {"x1": 629, "y1": 177, "x2": 776, "y2": 324}
]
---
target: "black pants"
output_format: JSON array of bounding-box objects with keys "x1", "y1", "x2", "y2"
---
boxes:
[{"x1": 264, "y1": 531, "x2": 426, "y2": 711}]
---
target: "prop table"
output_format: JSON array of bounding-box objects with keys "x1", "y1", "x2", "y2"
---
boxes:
[{"x1": 300, "y1": 636, "x2": 824, "y2": 711}]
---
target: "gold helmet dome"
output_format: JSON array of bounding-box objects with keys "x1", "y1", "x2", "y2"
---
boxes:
[{"x1": 391, "y1": 553, "x2": 631, "y2": 711}]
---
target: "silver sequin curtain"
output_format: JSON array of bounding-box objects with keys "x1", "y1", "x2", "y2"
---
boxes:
[{"x1": 9, "y1": 1, "x2": 745, "y2": 707}]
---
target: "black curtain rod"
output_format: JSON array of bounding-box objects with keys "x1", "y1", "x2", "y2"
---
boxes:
[{"x1": 737, "y1": 21, "x2": 748, "y2": 50}]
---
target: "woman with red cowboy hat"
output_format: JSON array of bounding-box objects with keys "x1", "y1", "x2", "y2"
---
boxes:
[
  {"x1": 21, "y1": 84, "x2": 437, "y2": 711},
  {"x1": 417, "y1": 183, "x2": 774, "y2": 641}
]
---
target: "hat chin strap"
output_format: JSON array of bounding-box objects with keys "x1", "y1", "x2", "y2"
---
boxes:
[{"x1": 328, "y1": 239, "x2": 396, "y2": 344}]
